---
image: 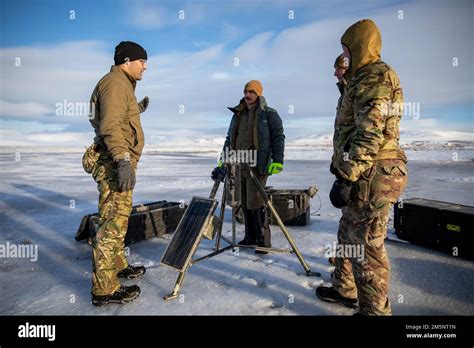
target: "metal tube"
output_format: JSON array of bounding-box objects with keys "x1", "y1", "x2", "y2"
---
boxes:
[
  {"x1": 209, "y1": 180, "x2": 220, "y2": 199},
  {"x1": 236, "y1": 245, "x2": 293, "y2": 254},
  {"x1": 214, "y1": 177, "x2": 227, "y2": 251},
  {"x1": 192, "y1": 245, "x2": 233, "y2": 264},
  {"x1": 232, "y1": 206, "x2": 236, "y2": 246},
  {"x1": 163, "y1": 270, "x2": 187, "y2": 300},
  {"x1": 246, "y1": 164, "x2": 314, "y2": 274}
]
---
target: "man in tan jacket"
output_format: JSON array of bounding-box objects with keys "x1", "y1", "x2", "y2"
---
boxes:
[{"x1": 87, "y1": 41, "x2": 149, "y2": 306}]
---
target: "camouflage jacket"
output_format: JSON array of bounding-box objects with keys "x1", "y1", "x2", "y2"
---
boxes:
[{"x1": 332, "y1": 61, "x2": 407, "y2": 182}]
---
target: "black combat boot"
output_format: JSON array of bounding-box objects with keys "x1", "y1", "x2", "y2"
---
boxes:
[
  {"x1": 238, "y1": 208, "x2": 257, "y2": 246},
  {"x1": 315, "y1": 286, "x2": 358, "y2": 308},
  {"x1": 117, "y1": 265, "x2": 146, "y2": 280},
  {"x1": 255, "y1": 206, "x2": 271, "y2": 254},
  {"x1": 91, "y1": 285, "x2": 141, "y2": 307}
]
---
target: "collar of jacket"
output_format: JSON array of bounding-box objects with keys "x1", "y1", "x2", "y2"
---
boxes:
[
  {"x1": 228, "y1": 96, "x2": 268, "y2": 115},
  {"x1": 110, "y1": 65, "x2": 137, "y2": 90},
  {"x1": 347, "y1": 61, "x2": 383, "y2": 83}
]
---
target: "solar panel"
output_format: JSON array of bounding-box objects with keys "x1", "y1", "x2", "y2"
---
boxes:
[{"x1": 161, "y1": 196, "x2": 218, "y2": 271}]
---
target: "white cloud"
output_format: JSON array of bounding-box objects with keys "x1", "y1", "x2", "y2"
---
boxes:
[
  {"x1": 193, "y1": 41, "x2": 212, "y2": 48},
  {"x1": 0, "y1": 0, "x2": 472, "y2": 147},
  {"x1": 0, "y1": 129, "x2": 92, "y2": 147},
  {"x1": 127, "y1": 5, "x2": 171, "y2": 29},
  {"x1": 126, "y1": 1, "x2": 208, "y2": 30},
  {"x1": 0, "y1": 100, "x2": 52, "y2": 117},
  {"x1": 209, "y1": 72, "x2": 232, "y2": 80},
  {"x1": 0, "y1": 40, "x2": 110, "y2": 107}
]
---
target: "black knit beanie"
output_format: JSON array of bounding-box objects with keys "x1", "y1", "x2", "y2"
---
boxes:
[{"x1": 114, "y1": 41, "x2": 147, "y2": 65}]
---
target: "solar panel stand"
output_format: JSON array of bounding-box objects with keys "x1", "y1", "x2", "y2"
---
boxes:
[
  {"x1": 162, "y1": 180, "x2": 232, "y2": 301},
  {"x1": 245, "y1": 164, "x2": 321, "y2": 277},
  {"x1": 162, "y1": 164, "x2": 319, "y2": 301},
  {"x1": 213, "y1": 176, "x2": 227, "y2": 251}
]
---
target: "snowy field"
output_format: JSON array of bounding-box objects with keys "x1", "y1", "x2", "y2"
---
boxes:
[{"x1": 0, "y1": 147, "x2": 473, "y2": 315}]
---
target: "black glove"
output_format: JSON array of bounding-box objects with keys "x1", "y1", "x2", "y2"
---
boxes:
[
  {"x1": 330, "y1": 162, "x2": 344, "y2": 180},
  {"x1": 329, "y1": 179, "x2": 352, "y2": 208},
  {"x1": 117, "y1": 160, "x2": 136, "y2": 192},
  {"x1": 138, "y1": 96, "x2": 149, "y2": 113},
  {"x1": 211, "y1": 166, "x2": 226, "y2": 182}
]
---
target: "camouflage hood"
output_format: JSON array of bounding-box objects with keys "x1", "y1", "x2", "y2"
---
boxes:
[{"x1": 341, "y1": 19, "x2": 382, "y2": 79}]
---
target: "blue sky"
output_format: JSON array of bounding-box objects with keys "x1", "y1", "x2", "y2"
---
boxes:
[
  {"x1": 0, "y1": 0, "x2": 472, "y2": 146},
  {"x1": 1, "y1": 0, "x2": 405, "y2": 49}
]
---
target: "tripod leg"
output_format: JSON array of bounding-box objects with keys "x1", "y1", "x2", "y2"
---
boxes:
[
  {"x1": 232, "y1": 206, "x2": 237, "y2": 248},
  {"x1": 214, "y1": 178, "x2": 227, "y2": 251},
  {"x1": 266, "y1": 200, "x2": 320, "y2": 276},
  {"x1": 246, "y1": 165, "x2": 320, "y2": 277},
  {"x1": 164, "y1": 269, "x2": 188, "y2": 300}
]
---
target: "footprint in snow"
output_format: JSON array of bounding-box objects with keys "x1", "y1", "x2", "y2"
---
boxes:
[
  {"x1": 268, "y1": 301, "x2": 284, "y2": 309},
  {"x1": 252, "y1": 299, "x2": 274, "y2": 309},
  {"x1": 0, "y1": 263, "x2": 15, "y2": 272},
  {"x1": 240, "y1": 276, "x2": 258, "y2": 286},
  {"x1": 313, "y1": 246, "x2": 330, "y2": 255},
  {"x1": 302, "y1": 279, "x2": 324, "y2": 289}
]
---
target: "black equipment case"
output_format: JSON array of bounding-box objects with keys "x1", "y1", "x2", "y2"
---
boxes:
[
  {"x1": 75, "y1": 200, "x2": 187, "y2": 245},
  {"x1": 394, "y1": 198, "x2": 474, "y2": 259},
  {"x1": 266, "y1": 186, "x2": 318, "y2": 226},
  {"x1": 235, "y1": 185, "x2": 318, "y2": 226}
]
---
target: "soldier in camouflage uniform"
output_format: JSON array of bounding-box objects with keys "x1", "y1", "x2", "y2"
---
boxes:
[
  {"x1": 85, "y1": 41, "x2": 150, "y2": 306},
  {"x1": 316, "y1": 19, "x2": 408, "y2": 315}
]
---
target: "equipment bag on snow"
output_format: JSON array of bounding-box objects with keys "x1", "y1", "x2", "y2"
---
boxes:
[
  {"x1": 75, "y1": 200, "x2": 187, "y2": 246},
  {"x1": 394, "y1": 198, "x2": 474, "y2": 259},
  {"x1": 235, "y1": 185, "x2": 318, "y2": 226}
]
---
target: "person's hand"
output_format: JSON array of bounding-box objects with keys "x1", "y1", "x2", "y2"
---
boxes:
[
  {"x1": 268, "y1": 162, "x2": 283, "y2": 175},
  {"x1": 117, "y1": 160, "x2": 136, "y2": 191},
  {"x1": 329, "y1": 179, "x2": 352, "y2": 208},
  {"x1": 330, "y1": 162, "x2": 344, "y2": 180},
  {"x1": 211, "y1": 164, "x2": 226, "y2": 182},
  {"x1": 138, "y1": 96, "x2": 149, "y2": 113}
]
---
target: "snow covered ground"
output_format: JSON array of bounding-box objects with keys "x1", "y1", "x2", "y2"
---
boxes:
[{"x1": 0, "y1": 147, "x2": 473, "y2": 315}]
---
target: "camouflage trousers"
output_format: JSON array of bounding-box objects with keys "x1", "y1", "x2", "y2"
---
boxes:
[
  {"x1": 331, "y1": 159, "x2": 408, "y2": 315},
  {"x1": 91, "y1": 157, "x2": 135, "y2": 296}
]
